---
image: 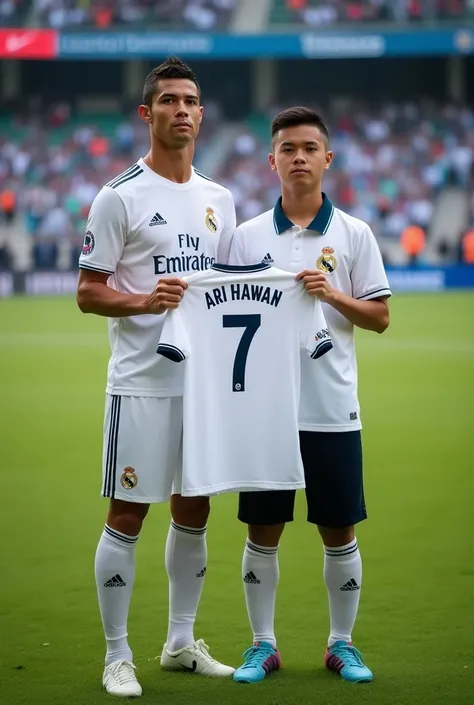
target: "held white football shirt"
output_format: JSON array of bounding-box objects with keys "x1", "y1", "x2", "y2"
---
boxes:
[
  {"x1": 156, "y1": 263, "x2": 332, "y2": 496},
  {"x1": 229, "y1": 194, "x2": 392, "y2": 432},
  {"x1": 78, "y1": 159, "x2": 236, "y2": 397}
]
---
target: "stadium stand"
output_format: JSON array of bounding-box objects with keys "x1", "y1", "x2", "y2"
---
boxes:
[
  {"x1": 270, "y1": 0, "x2": 470, "y2": 27},
  {"x1": 29, "y1": 0, "x2": 237, "y2": 29},
  {"x1": 0, "y1": 98, "x2": 472, "y2": 271}
]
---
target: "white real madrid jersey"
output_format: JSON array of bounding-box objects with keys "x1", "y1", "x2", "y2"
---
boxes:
[
  {"x1": 156, "y1": 263, "x2": 332, "y2": 496},
  {"x1": 229, "y1": 195, "x2": 392, "y2": 432},
  {"x1": 78, "y1": 158, "x2": 236, "y2": 397}
]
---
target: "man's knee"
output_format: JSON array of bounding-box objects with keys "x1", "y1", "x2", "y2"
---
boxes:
[
  {"x1": 171, "y1": 494, "x2": 210, "y2": 528},
  {"x1": 107, "y1": 499, "x2": 150, "y2": 536},
  {"x1": 317, "y1": 525, "x2": 355, "y2": 547},
  {"x1": 248, "y1": 523, "x2": 285, "y2": 547}
]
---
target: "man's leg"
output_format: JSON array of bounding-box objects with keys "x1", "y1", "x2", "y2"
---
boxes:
[
  {"x1": 165, "y1": 494, "x2": 209, "y2": 651},
  {"x1": 96, "y1": 500, "x2": 148, "y2": 697},
  {"x1": 98, "y1": 394, "x2": 184, "y2": 697},
  {"x1": 300, "y1": 430, "x2": 373, "y2": 683},
  {"x1": 160, "y1": 493, "x2": 234, "y2": 676},
  {"x1": 232, "y1": 490, "x2": 296, "y2": 683}
]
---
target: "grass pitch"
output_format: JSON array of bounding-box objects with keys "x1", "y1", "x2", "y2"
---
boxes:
[{"x1": 1, "y1": 292, "x2": 473, "y2": 705}]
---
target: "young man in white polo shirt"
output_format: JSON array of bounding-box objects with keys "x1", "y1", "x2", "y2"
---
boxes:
[{"x1": 228, "y1": 106, "x2": 391, "y2": 684}]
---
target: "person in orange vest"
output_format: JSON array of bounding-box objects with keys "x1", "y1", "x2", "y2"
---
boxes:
[
  {"x1": 400, "y1": 224, "x2": 426, "y2": 267},
  {"x1": 0, "y1": 188, "x2": 16, "y2": 225},
  {"x1": 461, "y1": 229, "x2": 474, "y2": 265}
]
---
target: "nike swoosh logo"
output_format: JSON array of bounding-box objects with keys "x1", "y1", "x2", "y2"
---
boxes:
[
  {"x1": 182, "y1": 660, "x2": 197, "y2": 672},
  {"x1": 6, "y1": 34, "x2": 36, "y2": 53}
]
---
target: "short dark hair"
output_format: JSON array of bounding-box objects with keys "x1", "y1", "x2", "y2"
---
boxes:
[
  {"x1": 142, "y1": 56, "x2": 200, "y2": 107},
  {"x1": 271, "y1": 106, "x2": 330, "y2": 145}
]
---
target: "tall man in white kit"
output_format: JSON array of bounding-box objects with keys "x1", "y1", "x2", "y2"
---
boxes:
[
  {"x1": 77, "y1": 57, "x2": 236, "y2": 697},
  {"x1": 228, "y1": 107, "x2": 391, "y2": 684}
]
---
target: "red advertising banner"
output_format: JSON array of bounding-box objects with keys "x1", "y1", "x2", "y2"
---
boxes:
[{"x1": 0, "y1": 29, "x2": 57, "y2": 59}]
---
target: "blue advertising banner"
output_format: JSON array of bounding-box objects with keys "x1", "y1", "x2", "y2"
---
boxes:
[
  {"x1": 58, "y1": 28, "x2": 474, "y2": 60},
  {"x1": 0, "y1": 267, "x2": 472, "y2": 298},
  {"x1": 386, "y1": 266, "x2": 474, "y2": 292}
]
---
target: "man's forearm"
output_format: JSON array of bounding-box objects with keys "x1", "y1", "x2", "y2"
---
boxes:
[
  {"x1": 77, "y1": 280, "x2": 150, "y2": 317},
  {"x1": 328, "y1": 291, "x2": 389, "y2": 333}
]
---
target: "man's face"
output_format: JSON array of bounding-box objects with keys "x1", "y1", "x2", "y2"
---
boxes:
[
  {"x1": 140, "y1": 78, "x2": 202, "y2": 149},
  {"x1": 269, "y1": 124, "x2": 332, "y2": 189}
]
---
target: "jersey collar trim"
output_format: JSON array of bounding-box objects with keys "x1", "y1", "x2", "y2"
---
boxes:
[
  {"x1": 273, "y1": 193, "x2": 334, "y2": 235},
  {"x1": 212, "y1": 263, "x2": 271, "y2": 273}
]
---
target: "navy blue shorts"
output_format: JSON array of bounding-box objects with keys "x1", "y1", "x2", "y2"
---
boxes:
[{"x1": 238, "y1": 431, "x2": 367, "y2": 527}]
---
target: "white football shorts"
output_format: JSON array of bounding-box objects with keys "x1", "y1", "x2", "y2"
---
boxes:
[{"x1": 101, "y1": 394, "x2": 183, "y2": 503}]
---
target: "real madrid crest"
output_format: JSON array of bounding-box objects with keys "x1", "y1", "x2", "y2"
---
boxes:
[
  {"x1": 205, "y1": 207, "x2": 218, "y2": 233},
  {"x1": 316, "y1": 246, "x2": 337, "y2": 273},
  {"x1": 120, "y1": 466, "x2": 138, "y2": 490}
]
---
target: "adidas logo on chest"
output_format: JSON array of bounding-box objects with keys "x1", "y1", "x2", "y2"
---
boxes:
[{"x1": 149, "y1": 212, "x2": 167, "y2": 226}]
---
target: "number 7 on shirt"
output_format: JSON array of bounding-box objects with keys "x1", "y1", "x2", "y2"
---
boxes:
[{"x1": 223, "y1": 314, "x2": 261, "y2": 392}]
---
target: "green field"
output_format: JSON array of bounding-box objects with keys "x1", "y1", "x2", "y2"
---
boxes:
[{"x1": 1, "y1": 293, "x2": 473, "y2": 705}]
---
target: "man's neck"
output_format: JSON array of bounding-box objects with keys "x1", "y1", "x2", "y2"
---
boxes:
[
  {"x1": 281, "y1": 187, "x2": 323, "y2": 229},
  {"x1": 143, "y1": 141, "x2": 194, "y2": 183}
]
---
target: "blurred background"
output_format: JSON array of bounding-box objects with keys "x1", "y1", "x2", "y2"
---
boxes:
[{"x1": 0, "y1": 1, "x2": 474, "y2": 293}]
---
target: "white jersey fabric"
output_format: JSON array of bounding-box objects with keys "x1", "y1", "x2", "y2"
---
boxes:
[
  {"x1": 229, "y1": 194, "x2": 392, "y2": 432},
  {"x1": 156, "y1": 263, "x2": 332, "y2": 496},
  {"x1": 78, "y1": 158, "x2": 236, "y2": 397}
]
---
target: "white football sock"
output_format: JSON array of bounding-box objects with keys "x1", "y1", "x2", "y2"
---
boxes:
[
  {"x1": 165, "y1": 521, "x2": 207, "y2": 651},
  {"x1": 95, "y1": 525, "x2": 138, "y2": 666},
  {"x1": 324, "y1": 538, "x2": 362, "y2": 646},
  {"x1": 242, "y1": 539, "x2": 279, "y2": 649}
]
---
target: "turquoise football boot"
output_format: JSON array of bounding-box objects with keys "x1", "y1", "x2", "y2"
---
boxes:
[
  {"x1": 233, "y1": 641, "x2": 281, "y2": 683},
  {"x1": 325, "y1": 641, "x2": 373, "y2": 682}
]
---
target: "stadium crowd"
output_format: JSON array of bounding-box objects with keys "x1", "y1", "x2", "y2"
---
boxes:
[
  {"x1": 0, "y1": 99, "x2": 473, "y2": 270},
  {"x1": 28, "y1": 0, "x2": 236, "y2": 29},
  {"x1": 279, "y1": 0, "x2": 470, "y2": 26}
]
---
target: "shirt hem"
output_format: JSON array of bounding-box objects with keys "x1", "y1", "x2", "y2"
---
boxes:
[
  {"x1": 298, "y1": 422, "x2": 363, "y2": 432},
  {"x1": 181, "y1": 480, "x2": 306, "y2": 497}
]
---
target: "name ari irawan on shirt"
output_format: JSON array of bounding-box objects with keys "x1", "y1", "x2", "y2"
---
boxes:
[{"x1": 205, "y1": 283, "x2": 283, "y2": 310}]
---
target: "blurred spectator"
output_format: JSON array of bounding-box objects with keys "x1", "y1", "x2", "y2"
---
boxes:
[
  {"x1": 0, "y1": 0, "x2": 24, "y2": 26},
  {"x1": 31, "y1": 0, "x2": 236, "y2": 29},
  {"x1": 0, "y1": 187, "x2": 16, "y2": 225},
  {"x1": 461, "y1": 229, "x2": 474, "y2": 264},
  {"x1": 400, "y1": 224, "x2": 426, "y2": 266}
]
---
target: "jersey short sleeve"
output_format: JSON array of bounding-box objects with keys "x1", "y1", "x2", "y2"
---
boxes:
[
  {"x1": 216, "y1": 190, "x2": 237, "y2": 265},
  {"x1": 156, "y1": 309, "x2": 191, "y2": 363},
  {"x1": 351, "y1": 226, "x2": 392, "y2": 301},
  {"x1": 78, "y1": 187, "x2": 128, "y2": 275},
  {"x1": 301, "y1": 296, "x2": 333, "y2": 360}
]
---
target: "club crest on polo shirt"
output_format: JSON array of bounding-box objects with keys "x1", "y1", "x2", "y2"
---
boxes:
[{"x1": 316, "y1": 246, "x2": 337, "y2": 273}]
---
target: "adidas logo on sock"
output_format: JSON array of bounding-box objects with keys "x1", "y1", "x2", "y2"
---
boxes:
[
  {"x1": 261, "y1": 252, "x2": 274, "y2": 264},
  {"x1": 104, "y1": 574, "x2": 126, "y2": 587},
  {"x1": 196, "y1": 567, "x2": 207, "y2": 578},
  {"x1": 340, "y1": 578, "x2": 360, "y2": 592},
  {"x1": 149, "y1": 212, "x2": 167, "y2": 226},
  {"x1": 243, "y1": 571, "x2": 260, "y2": 584}
]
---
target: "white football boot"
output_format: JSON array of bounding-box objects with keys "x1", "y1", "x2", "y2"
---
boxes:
[
  {"x1": 102, "y1": 659, "x2": 143, "y2": 697},
  {"x1": 160, "y1": 639, "x2": 235, "y2": 677}
]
